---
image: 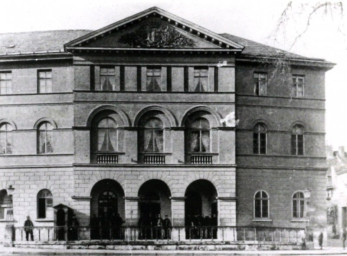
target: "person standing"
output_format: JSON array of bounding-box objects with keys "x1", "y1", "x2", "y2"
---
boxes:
[
  {"x1": 318, "y1": 232, "x2": 323, "y2": 250},
  {"x1": 163, "y1": 215, "x2": 172, "y2": 239},
  {"x1": 342, "y1": 228, "x2": 347, "y2": 249},
  {"x1": 24, "y1": 216, "x2": 34, "y2": 241}
]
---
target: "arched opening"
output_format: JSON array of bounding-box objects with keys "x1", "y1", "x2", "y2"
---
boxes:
[
  {"x1": 185, "y1": 180, "x2": 218, "y2": 239},
  {"x1": 90, "y1": 179, "x2": 125, "y2": 239},
  {"x1": 138, "y1": 180, "x2": 171, "y2": 239},
  {"x1": 0, "y1": 189, "x2": 13, "y2": 220}
]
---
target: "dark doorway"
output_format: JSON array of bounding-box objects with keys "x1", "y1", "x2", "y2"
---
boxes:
[
  {"x1": 184, "y1": 179, "x2": 218, "y2": 239},
  {"x1": 56, "y1": 209, "x2": 65, "y2": 240}
]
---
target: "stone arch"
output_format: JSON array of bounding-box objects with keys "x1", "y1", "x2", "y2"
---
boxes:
[
  {"x1": 133, "y1": 173, "x2": 175, "y2": 198},
  {"x1": 290, "y1": 121, "x2": 307, "y2": 132},
  {"x1": 33, "y1": 117, "x2": 57, "y2": 129},
  {"x1": 86, "y1": 105, "x2": 131, "y2": 128},
  {"x1": 86, "y1": 172, "x2": 126, "y2": 197},
  {"x1": 134, "y1": 106, "x2": 178, "y2": 128},
  {"x1": 0, "y1": 119, "x2": 17, "y2": 130},
  {"x1": 251, "y1": 119, "x2": 270, "y2": 131},
  {"x1": 180, "y1": 106, "x2": 222, "y2": 127}
]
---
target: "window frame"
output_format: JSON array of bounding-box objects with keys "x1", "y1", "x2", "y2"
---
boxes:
[
  {"x1": 254, "y1": 72, "x2": 267, "y2": 96},
  {"x1": 99, "y1": 66, "x2": 116, "y2": 91},
  {"x1": 292, "y1": 75, "x2": 305, "y2": 98},
  {"x1": 37, "y1": 121, "x2": 54, "y2": 154},
  {"x1": 188, "y1": 117, "x2": 211, "y2": 153},
  {"x1": 0, "y1": 71, "x2": 12, "y2": 95},
  {"x1": 253, "y1": 190, "x2": 270, "y2": 219},
  {"x1": 253, "y1": 123, "x2": 267, "y2": 155},
  {"x1": 96, "y1": 117, "x2": 119, "y2": 153},
  {"x1": 292, "y1": 191, "x2": 306, "y2": 219},
  {"x1": 0, "y1": 123, "x2": 14, "y2": 154},
  {"x1": 142, "y1": 117, "x2": 164, "y2": 153},
  {"x1": 0, "y1": 189, "x2": 13, "y2": 220},
  {"x1": 193, "y1": 67, "x2": 209, "y2": 92},
  {"x1": 37, "y1": 189, "x2": 53, "y2": 219},
  {"x1": 146, "y1": 67, "x2": 162, "y2": 92},
  {"x1": 291, "y1": 124, "x2": 304, "y2": 156},
  {"x1": 38, "y1": 69, "x2": 53, "y2": 93}
]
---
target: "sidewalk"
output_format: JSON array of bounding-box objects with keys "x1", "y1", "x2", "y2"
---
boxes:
[{"x1": 0, "y1": 247, "x2": 346, "y2": 256}]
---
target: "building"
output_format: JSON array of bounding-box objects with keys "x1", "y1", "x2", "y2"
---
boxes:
[
  {"x1": 0, "y1": 7, "x2": 334, "y2": 246},
  {"x1": 326, "y1": 146, "x2": 347, "y2": 238}
]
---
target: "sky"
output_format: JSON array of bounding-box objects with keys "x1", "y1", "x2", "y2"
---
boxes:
[{"x1": 0, "y1": 0, "x2": 346, "y2": 149}]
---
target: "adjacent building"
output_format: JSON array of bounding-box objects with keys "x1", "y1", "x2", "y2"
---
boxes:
[{"x1": 0, "y1": 7, "x2": 334, "y2": 244}]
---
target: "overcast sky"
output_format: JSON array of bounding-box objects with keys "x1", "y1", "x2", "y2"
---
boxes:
[{"x1": 1, "y1": 0, "x2": 346, "y2": 149}]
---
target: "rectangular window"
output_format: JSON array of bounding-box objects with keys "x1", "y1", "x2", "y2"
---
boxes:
[
  {"x1": 0, "y1": 72, "x2": 12, "y2": 95},
  {"x1": 99, "y1": 67, "x2": 116, "y2": 91},
  {"x1": 292, "y1": 75, "x2": 304, "y2": 97},
  {"x1": 146, "y1": 67, "x2": 162, "y2": 92},
  {"x1": 254, "y1": 72, "x2": 267, "y2": 96},
  {"x1": 38, "y1": 70, "x2": 52, "y2": 93},
  {"x1": 192, "y1": 67, "x2": 208, "y2": 92}
]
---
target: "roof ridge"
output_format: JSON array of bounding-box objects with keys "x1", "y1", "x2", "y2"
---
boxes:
[{"x1": 0, "y1": 29, "x2": 92, "y2": 35}]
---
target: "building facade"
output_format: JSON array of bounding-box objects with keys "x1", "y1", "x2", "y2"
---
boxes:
[{"x1": 0, "y1": 7, "x2": 333, "y2": 243}]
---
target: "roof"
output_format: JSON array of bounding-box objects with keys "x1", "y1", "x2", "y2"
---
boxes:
[
  {"x1": 0, "y1": 30, "x2": 90, "y2": 55},
  {"x1": 0, "y1": 29, "x2": 331, "y2": 66}
]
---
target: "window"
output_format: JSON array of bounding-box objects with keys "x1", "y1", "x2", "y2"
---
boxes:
[
  {"x1": 146, "y1": 67, "x2": 162, "y2": 92},
  {"x1": 291, "y1": 124, "x2": 304, "y2": 155},
  {"x1": 0, "y1": 123, "x2": 13, "y2": 154},
  {"x1": 100, "y1": 67, "x2": 116, "y2": 91},
  {"x1": 37, "y1": 189, "x2": 53, "y2": 219},
  {"x1": 143, "y1": 118, "x2": 163, "y2": 152},
  {"x1": 0, "y1": 190, "x2": 13, "y2": 220},
  {"x1": 254, "y1": 190, "x2": 269, "y2": 219},
  {"x1": 38, "y1": 122, "x2": 54, "y2": 154},
  {"x1": 38, "y1": 70, "x2": 52, "y2": 93},
  {"x1": 254, "y1": 73, "x2": 267, "y2": 96},
  {"x1": 292, "y1": 75, "x2": 304, "y2": 97},
  {"x1": 253, "y1": 123, "x2": 267, "y2": 154},
  {"x1": 0, "y1": 72, "x2": 12, "y2": 95},
  {"x1": 189, "y1": 118, "x2": 210, "y2": 153},
  {"x1": 97, "y1": 118, "x2": 118, "y2": 152},
  {"x1": 193, "y1": 67, "x2": 208, "y2": 92},
  {"x1": 292, "y1": 192, "x2": 305, "y2": 218}
]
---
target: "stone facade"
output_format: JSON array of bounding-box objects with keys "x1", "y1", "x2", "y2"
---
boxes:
[{"x1": 0, "y1": 7, "x2": 333, "y2": 243}]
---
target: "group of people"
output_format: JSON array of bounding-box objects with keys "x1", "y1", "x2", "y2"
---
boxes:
[
  {"x1": 90, "y1": 212, "x2": 124, "y2": 239},
  {"x1": 138, "y1": 214, "x2": 172, "y2": 239},
  {"x1": 185, "y1": 214, "x2": 217, "y2": 239}
]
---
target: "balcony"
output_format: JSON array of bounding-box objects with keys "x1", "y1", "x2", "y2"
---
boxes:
[
  {"x1": 141, "y1": 153, "x2": 167, "y2": 164},
  {"x1": 93, "y1": 153, "x2": 120, "y2": 164},
  {"x1": 188, "y1": 153, "x2": 216, "y2": 164}
]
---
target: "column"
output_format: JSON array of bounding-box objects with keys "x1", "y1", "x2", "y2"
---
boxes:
[
  {"x1": 171, "y1": 197, "x2": 185, "y2": 241},
  {"x1": 124, "y1": 197, "x2": 139, "y2": 241},
  {"x1": 217, "y1": 197, "x2": 236, "y2": 241}
]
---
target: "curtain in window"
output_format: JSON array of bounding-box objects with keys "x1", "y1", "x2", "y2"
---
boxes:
[
  {"x1": 189, "y1": 118, "x2": 210, "y2": 152},
  {"x1": 146, "y1": 68, "x2": 161, "y2": 92},
  {"x1": 97, "y1": 118, "x2": 118, "y2": 152},
  {"x1": 38, "y1": 122, "x2": 54, "y2": 154},
  {"x1": 291, "y1": 125, "x2": 304, "y2": 155},
  {"x1": 293, "y1": 192, "x2": 305, "y2": 218},
  {"x1": 0, "y1": 123, "x2": 13, "y2": 154},
  {"x1": 254, "y1": 73, "x2": 267, "y2": 96},
  {"x1": 100, "y1": 68, "x2": 116, "y2": 91},
  {"x1": 143, "y1": 118, "x2": 163, "y2": 152},
  {"x1": 193, "y1": 68, "x2": 208, "y2": 92}
]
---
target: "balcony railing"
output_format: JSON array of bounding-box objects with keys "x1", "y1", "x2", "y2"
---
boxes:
[
  {"x1": 142, "y1": 153, "x2": 166, "y2": 164},
  {"x1": 189, "y1": 153, "x2": 215, "y2": 164},
  {"x1": 12, "y1": 225, "x2": 306, "y2": 244},
  {"x1": 94, "y1": 153, "x2": 119, "y2": 164}
]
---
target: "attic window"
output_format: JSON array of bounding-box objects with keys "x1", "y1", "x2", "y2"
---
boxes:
[
  {"x1": 100, "y1": 67, "x2": 116, "y2": 91},
  {"x1": 192, "y1": 67, "x2": 208, "y2": 92},
  {"x1": 146, "y1": 67, "x2": 161, "y2": 92}
]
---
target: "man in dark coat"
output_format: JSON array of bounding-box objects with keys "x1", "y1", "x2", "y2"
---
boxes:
[
  {"x1": 163, "y1": 215, "x2": 172, "y2": 239},
  {"x1": 342, "y1": 228, "x2": 346, "y2": 249},
  {"x1": 318, "y1": 232, "x2": 323, "y2": 250},
  {"x1": 24, "y1": 216, "x2": 34, "y2": 241}
]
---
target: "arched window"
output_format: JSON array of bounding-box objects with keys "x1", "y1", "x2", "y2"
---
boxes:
[
  {"x1": 188, "y1": 118, "x2": 210, "y2": 153},
  {"x1": 143, "y1": 118, "x2": 163, "y2": 152},
  {"x1": 37, "y1": 189, "x2": 53, "y2": 219},
  {"x1": 291, "y1": 124, "x2": 304, "y2": 155},
  {"x1": 0, "y1": 123, "x2": 13, "y2": 154},
  {"x1": 254, "y1": 190, "x2": 269, "y2": 219},
  {"x1": 0, "y1": 189, "x2": 13, "y2": 220},
  {"x1": 253, "y1": 123, "x2": 267, "y2": 154},
  {"x1": 97, "y1": 118, "x2": 118, "y2": 152},
  {"x1": 292, "y1": 191, "x2": 305, "y2": 218},
  {"x1": 38, "y1": 122, "x2": 54, "y2": 154}
]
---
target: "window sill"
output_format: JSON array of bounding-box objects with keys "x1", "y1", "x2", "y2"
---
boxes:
[
  {"x1": 291, "y1": 218, "x2": 309, "y2": 222},
  {"x1": 35, "y1": 219, "x2": 54, "y2": 222},
  {"x1": 252, "y1": 218, "x2": 272, "y2": 222},
  {"x1": 0, "y1": 219, "x2": 16, "y2": 223}
]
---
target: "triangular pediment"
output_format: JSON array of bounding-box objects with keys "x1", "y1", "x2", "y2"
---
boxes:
[{"x1": 65, "y1": 7, "x2": 244, "y2": 52}]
